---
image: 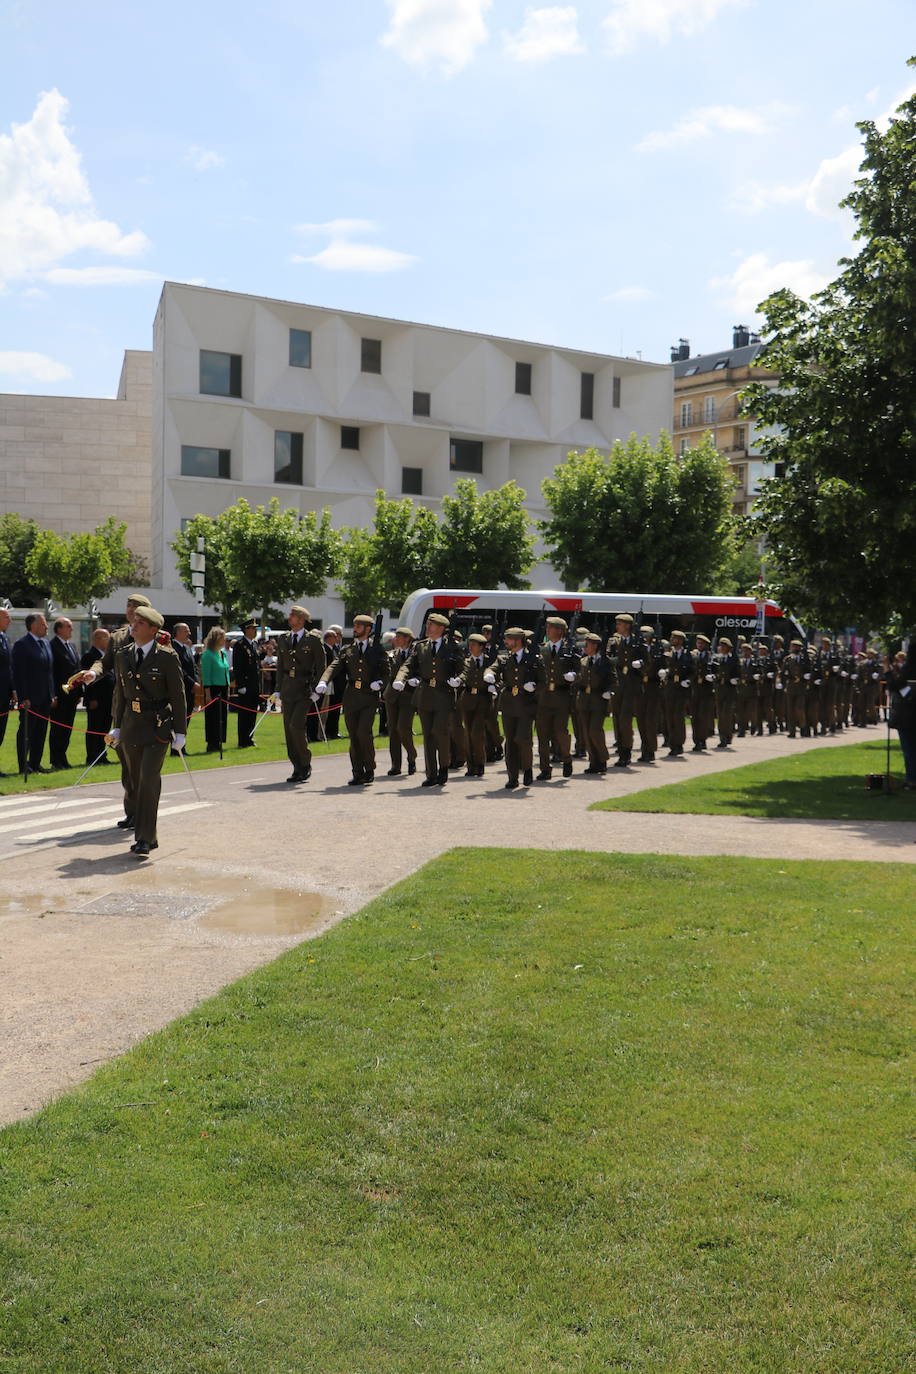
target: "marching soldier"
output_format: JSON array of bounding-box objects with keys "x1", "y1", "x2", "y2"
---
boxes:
[
  {"x1": 232, "y1": 619, "x2": 261, "y2": 748},
  {"x1": 690, "y1": 633, "x2": 717, "y2": 752},
  {"x1": 713, "y1": 636, "x2": 740, "y2": 748},
  {"x1": 481, "y1": 624, "x2": 504, "y2": 762},
  {"x1": 572, "y1": 625, "x2": 590, "y2": 758},
  {"x1": 277, "y1": 605, "x2": 326, "y2": 783},
  {"x1": 383, "y1": 627, "x2": 417, "y2": 776},
  {"x1": 756, "y1": 642, "x2": 778, "y2": 735},
  {"x1": 662, "y1": 629, "x2": 693, "y2": 756},
  {"x1": 736, "y1": 641, "x2": 760, "y2": 738},
  {"x1": 634, "y1": 625, "x2": 663, "y2": 763},
  {"x1": 863, "y1": 649, "x2": 882, "y2": 724},
  {"x1": 393, "y1": 613, "x2": 464, "y2": 787},
  {"x1": 108, "y1": 605, "x2": 187, "y2": 858},
  {"x1": 607, "y1": 613, "x2": 643, "y2": 768},
  {"x1": 803, "y1": 646, "x2": 822, "y2": 737},
  {"x1": 770, "y1": 634, "x2": 787, "y2": 731},
  {"x1": 781, "y1": 639, "x2": 807, "y2": 738},
  {"x1": 577, "y1": 631, "x2": 614, "y2": 774},
  {"x1": 461, "y1": 633, "x2": 492, "y2": 777},
  {"x1": 535, "y1": 617, "x2": 578, "y2": 780},
  {"x1": 488, "y1": 627, "x2": 544, "y2": 789},
  {"x1": 817, "y1": 636, "x2": 840, "y2": 734},
  {"x1": 315, "y1": 614, "x2": 389, "y2": 785}
]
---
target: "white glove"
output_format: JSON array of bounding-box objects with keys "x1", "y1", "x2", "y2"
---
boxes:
[
  {"x1": 271, "y1": 691, "x2": 281, "y2": 705},
  {"x1": 775, "y1": 681, "x2": 783, "y2": 690},
  {"x1": 523, "y1": 681, "x2": 537, "y2": 692},
  {"x1": 705, "y1": 673, "x2": 716, "y2": 683},
  {"x1": 840, "y1": 670, "x2": 848, "y2": 677},
  {"x1": 657, "y1": 668, "x2": 668, "y2": 680},
  {"x1": 803, "y1": 673, "x2": 811, "y2": 680},
  {"x1": 107, "y1": 727, "x2": 120, "y2": 745},
  {"x1": 871, "y1": 672, "x2": 880, "y2": 680},
  {"x1": 392, "y1": 679, "x2": 405, "y2": 692},
  {"x1": 752, "y1": 673, "x2": 761, "y2": 681},
  {"x1": 814, "y1": 678, "x2": 822, "y2": 685},
  {"x1": 563, "y1": 671, "x2": 577, "y2": 683},
  {"x1": 315, "y1": 680, "x2": 328, "y2": 695},
  {"x1": 407, "y1": 676, "x2": 420, "y2": 688},
  {"x1": 833, "y1": 665, "x2": 840, "y2": 673},
  {"x1": 370, "y1": 679, "x2": 383, "y2": 691},
  {"x1": 730, "y1": 677, "x2": 739, "y2": 686},
  {"x1": 483, "y1": 670, "x2": 496, "y2": 684},
  {"x1": 681, "y1": 680, "x2": 690, "y2": 688},
  {"x1": 601, "y1": 689, "x2": 612, "y2": 700},
  {"x1": 631, "y1": 659, "x2": 643, "y2": 670},
  {"x1": 309, "y1": 691, "x2": 320, "y2": 703},
  {"x1": 237, "y1": 687, "x2": 246, "y2": 694},
  {"x1": 447, "y1": 676, "x2": 462, "y2": 688},
  {"x1": 172, "y1": 732, "x2": 186, "y2": 751},
  {"x1": 766, "y1": 672, "x2": 774, "y2": 679},
  {"x1": 488, "y1": 684, "x2": 498, "y2": 696}
]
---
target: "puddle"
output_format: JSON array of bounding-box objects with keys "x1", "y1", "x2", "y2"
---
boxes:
[{"x1": 199, "y1": 889, "x2": 332, "y2": 936}]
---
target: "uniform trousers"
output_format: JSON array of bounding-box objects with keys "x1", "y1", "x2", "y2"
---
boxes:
[
  {"x1": 280, "y1": 687, "x2": 313, "y2": 774},
  {"x1": 501, "y1": 707, "x2": 536, "y2": 780},
  {"x1": 581, "y1": 700, "x2": 609, "y2": 768},
  {"x1": 666, "y1": 686, "x2": 690, "y2": 751},
  {"x1": 692, "y1": 687, "x2": 716, "y2": 746},
  {"x1": 485, "y1": 698, "x2": 503, "y2": 757},
  {"x1": 461, "y1": 691, "x2": 490, "y2": 771},
  {"x1": 120, "y1": 723, "x2": 168, "y2": 845},
  {"x1": 612, "y1": 686, "x2": 638, "y2": 757},
  {"x1": 449, "y1": 712, "x2": 467, "y2": 766},
  {"x1": 536, "y1": 693, "x2": 572, "y2": 771},
  {"x1": 418, "y1": 699, "x2": 452, "y2": 779},
  {"x1": 716, "y1": 688, "x2": 737, "y2": 744},
  {"x1": 636, "y1": 685, "x2": 661, "y2": 758},
  {"x1": 343, "y1": 691, "x2": 377, "y2": 778},
  {"x1": 785, "y1": 687, "x2": 806, "y2": 736},
  {"x1": 235, "y1": 687, "x2": 258, "y2": 745},
  {"x1": 385, "y1": 692, "x2": 417, "y2": 771}
]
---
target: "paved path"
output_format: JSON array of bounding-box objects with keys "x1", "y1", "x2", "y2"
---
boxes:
[{"x1": 1, "y1": 725, "x2": 911, "y2": 1125}]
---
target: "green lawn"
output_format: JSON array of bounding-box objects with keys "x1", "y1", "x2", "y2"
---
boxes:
[
  {"x1": 592, "y1": 738, "x2": 916, "y2": 822},
  {"x1": 1, "y1": 849, "x2": 912, "y2": 1373}
]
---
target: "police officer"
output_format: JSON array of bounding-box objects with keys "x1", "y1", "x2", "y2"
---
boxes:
[
  {"x1": 108, "y1": 606, "x2": 187, "y2": 858},
  {"x1": 276, "y1": 605, "x2": 326, "y2": 783},
  {"x1": 232, "y1": 619, "x2": 261, "y2": 747},
  {"x1": 384, "y1": 627, "x2": 417, "y2": 776},
  {"x1": 315, "y1": 614, "x2": 389, "y2": 785},
  {"x1": 535, "y1": 617, "x2": 578, "y2": 780},
  {"x1": 488, "y1": 627, "x2": 544, "y2": 789},
  {"x1": 393, "y1": 612, "x2": 464, "y2": 787}
]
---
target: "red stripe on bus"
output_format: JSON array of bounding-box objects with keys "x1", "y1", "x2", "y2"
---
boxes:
[
  {"x1": 690, "y1": 600, "x2": 784, "y2": 618},
  {"x1": 545, "y1": 597, "x2": 583, "y2": 612},
  {"x1": 432, "y1": 595, "x2": 478, "y2": 609}
]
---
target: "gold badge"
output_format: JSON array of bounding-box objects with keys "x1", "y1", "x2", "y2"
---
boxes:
[
  {"x1": 131, "y1": 699, "x2": 141, "y2": 713},
  {"x1": 548, "y1": 683, "x2": 555, "y2": 692},
  {"x1": 511, "y1": 685, "x2": 519, "y2": 696}
]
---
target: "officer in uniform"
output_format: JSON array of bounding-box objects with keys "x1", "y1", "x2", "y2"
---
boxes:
[
  {"x1": 816, "y1": 636, "x2": 840, "y2": 734},
  {"x1": 572, "y1": 625, "x2": 590, "y2": 758},
  {"x1": 277, "y1": 605, "x2": 326, "y2": 783},
  {"x1": 383, "y1": 627, "x2": 417, "y2": 776},
  {"x1": 577, "y1": 631, "x2": 614, "y2": 773},
  {"x1": 803, "y1": 646, "x2": 821, "y2": 737},
  {"x1": 781, "y1": 639, "x2": 807, "y2": 738},
  {"x1": 315, "y1": 614, "x2": 389, "y2": 785},
  {"x1": 393, "y1": 612, "x2": 464, "y2": 787},
  {"x1": 634, "y1": 626, "x2": 663, "y2": 763},
  {"x1": 480, "y1": 624, "x2": 504, "y2": 762},
  {"x1": 607, "y1": 613, "x2": 643, "y2": 768},
  {"x1": 662, "y1": 629, "x2": 693, "y2": 756},
  {"x1": 736, "y1": 641, "x2": 758, "y2": 738},
  {"x1": 690, "y1": 633, "x2": 717, "y2": 751},
  {"x1": 232, "y1": 619, "x2": 261, "y2": 747},
  {"x1": 713, "y1": 636, "x2": 740, "y2": 748},
  {"x1": 769, "y1": 634, "x2": 787, "y2": 730},
  {"x1": 461, "y1": 632, "x2": 492, "y2": 777},
  {"x1": 108, "y1": 606, "x2": 187, "y2": 858},
  {"x1": 535, "y1": 617, "x2": 578, "y2": 780},
  {"x1": 863, "y1": 649, "x2": 882, "y2": 724},
  {"x1": 756, "y1": 641, "x2": 778, "y2": 735},
  {"x1": 488, "y1": 627, "x2": 544, "y2": 788}
]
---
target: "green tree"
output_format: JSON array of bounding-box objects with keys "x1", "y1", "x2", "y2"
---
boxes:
[
  {"x1": 25, "y1": 530, "x2": 114, "y2": 608},
  {"x1": 431, "y1": 479, "x2": 535, "y2": 589},
  {"x1": 745, "y1": 66, "x2": 916, "y2": 630},
  {"x1": 0, "y1": 513, "x2": 43, "y2": 605},
  {"x1": 171, "y1": 499, "x2": 342, "y2": 626},
  {"x1": 336, "y1": 491, "x2": 439, "y2": 614},
  {"x1": 540, "y1": 433, "x2": 736, "y2": 592},
  {"x1": 337, "y1": 526, "x2": 386, "y2": 615},
  {"x1": 95, "y1": 517, "x2": 149, "y2": 588},
  {"x1": 715, "y1": 539, "x2": 765, "y2": 597}
]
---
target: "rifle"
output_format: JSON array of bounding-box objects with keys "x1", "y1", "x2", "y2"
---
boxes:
[{"x1": 564, "y1": 609, "x2": 581, "y2": 658}]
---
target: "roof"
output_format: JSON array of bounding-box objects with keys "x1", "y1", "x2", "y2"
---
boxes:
[{"x1": 673, "y1": 342, "x2": 764, "y2": 378}]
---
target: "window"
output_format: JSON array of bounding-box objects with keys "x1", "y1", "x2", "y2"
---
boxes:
[
  {"x1": 274, "y1": 431, "x2": 303, "y2": 484},
  {"x1": 341, "y1": 425, "x2": 360, "y2": 450},
  {"x1": 413, "y1": 390, "x2": 431, "y2": 417},
  {"x1": 680, "y1": 401, "x2": 693, "y2": 427},
  {"x1": 450, "y1": 438, "x2": 483, "y2": 473},
  {"x1": 735, "y1": 425, "x2": 747, "y2": 449},
  {"x1": 289, "y1": 329, "x2": 312, "y2": 368},
  {"x1": 774, "y1": 462, "x2": 786, "y2": 479},
  {"x1": 678, "y1": 438, "x2": 689, "y2": 456},
  {"x1": 181, "y1": 445, "x2": 230, "y2": 479},
  {"x1": 402, "y1": 466, "x2": 423, "y2": 495},
  {"x1": 199, "y1": 350, "x2": 241, "y2": 398},
  {"x1": 580, "y1": 372, "x2": 594, "y2": 421},
  {"x1": 612, "y1": 376, "x2": 621, "y2": 408},
  {"x1": 714, "y1": 358, "x2": 729, "y2": 370},
  {"x1": 515, "y1": 361, "x2": 532, "y2": 395},
  {"x1": 683, "y1": 365, "x2": 699, "y2": 376},
  {"x1": 703, "y1": 396, "x2": 716, "y2": 423},
  {"x1": 361, "y1": 337, "x2": 382, "y2": 374},
  {"x1": 734, "y1": 464, "x2": 747, "y2": 486}
]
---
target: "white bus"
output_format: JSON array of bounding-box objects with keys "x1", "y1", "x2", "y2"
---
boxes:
[{"x1": 397, "y1": 588, "x2": 805, "y2": 647}]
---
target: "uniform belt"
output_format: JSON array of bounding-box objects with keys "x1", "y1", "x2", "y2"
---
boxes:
[{"x1": 132, "y1": 700, "x2": 170, "y2": 712}]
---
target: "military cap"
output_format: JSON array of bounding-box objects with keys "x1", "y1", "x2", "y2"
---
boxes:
[
  {"x1": 614, "y1": 612, "x2": 634, "y2": 624},
  {"x1": 353, "y1": 613, "x2": 374, "y2": 626},
  {"x1": 789, "y1": 639, "x2": 803, "y2": 647},
  {"x1": 737, "y1": 634, "x2": 747, "y2": 643},
  {"x1": 481, "y1": 623, "x2": 493, "y2": 632},
  {"x1": 820, "y1": 635, "x2": 833, "y2": 644},
  {"x1": 133, "y1": 605, "x2": 164, "y2": 629},
  {"x1": 640, "y1": 625, "x2": 655, "y2": 636},
  {"x1": 718, "y1": 637, "x2": 733, "y2": 648},
  {"x1": 584, "y1": 631, "x2": 603, "y2": 644},
  {"x1": 670, "y1": 629, "x2": 686, "y2": 641},
  {"x1": 504, "y1": 626, "x2": 527, "y2": 638},
  {"x1": 467, "y1": 632, "x2": 486, "y2": 645},
  {"x1": 772, "y1": 634, "x2": 784, "y2": 643},
  {"x1": 395, "y1": 626, "x2": 415, "y2": 638},
  {"x1": 576, "y1": 625, "x2": 590, "y2": 636},
  {"x1": 242, "y1": 617, "x2": 257, "y2": 629},
  {"x1": 329, "y1": 624, "x2": 343, "y2": 635},
  {"x1": 856, "y1": 652, "x2": 867, "y2": 660},
  {"x1": 696, "y1": 633, "x2": 711, "y2": 646},
  {"x1": 545, "y1": 616, "x2": 568, "y2": 630},
  {"x1": 427, "y1": 612, "x2": 449, "y2": 628},
  {"x1": 290, "y1": 605, "x2": 311, "y2": 620},
  {"x1": 126, "y1": 592, "x2": 152, "y2": 608},
  {"x1": 454, "y1": 631, "x2": 464, "y2": 642}
]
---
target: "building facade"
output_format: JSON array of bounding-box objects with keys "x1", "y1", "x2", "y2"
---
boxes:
[
  {"x1": 153, "y1": 282, "x2": 672, "y2": 624},
  {"x1": 671, "y1": 327, "x2": 779, "y2": 517}
]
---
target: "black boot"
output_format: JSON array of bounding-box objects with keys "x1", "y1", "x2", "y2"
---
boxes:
[
  {"x1": 536, "y1": 769, "x2": 552, "y2": 781},
  {"x1": 436, "y1": 767, "x2": 448, "y2": 785},
  {"x1": 562, "y1": 760, "x2": 573, "y2": 777},
  {"x1": 523, "y1": 768, "x2": 533, "y2": 785}
]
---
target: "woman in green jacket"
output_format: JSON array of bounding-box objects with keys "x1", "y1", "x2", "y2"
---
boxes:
[{"x1": 201, "y1": 626, "x2": 230, "y2": 751}]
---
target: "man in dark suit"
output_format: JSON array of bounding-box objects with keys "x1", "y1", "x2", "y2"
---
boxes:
[
  {"x1": 0, "y1": 606, "x2": 14, "y2": 776},
  {"x1": 11, "y1": 612, "x2": 56, "y2": 774},
  {"x1": 170, "y1": 623, "x2": 198, "y2": 746},
  {"x1": 49, "y1": 616, "x2": 82, "y2": 768},
  {"x1": 80, "y1": 628, "x2": 114, "y2": 764},
  {"x1": 232, "y1": 619, "x2": 261, "y2": 747}
]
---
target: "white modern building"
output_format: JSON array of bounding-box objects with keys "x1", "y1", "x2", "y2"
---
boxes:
[{"x1": 152, "y1": 282, "x2": 672, "y2": 625}]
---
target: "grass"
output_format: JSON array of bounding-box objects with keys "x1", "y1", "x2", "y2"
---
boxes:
[
  {"x1": 592, "y1": 738, "x2": 916, "y2": 822},
  {"x1": 1, "y1": 848, "x2": 912, "y2": 1373}
]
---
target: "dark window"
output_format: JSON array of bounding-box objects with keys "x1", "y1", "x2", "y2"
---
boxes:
[
  {"x1": 580, "y1": 372, "x2": 594, "y2": 420},
  {"x1": 289, "y1": 329, "x2": 312, "y2": 368},
  {"x1": 612, "y1": 376, "x2": 621, "y2": 408},
  {"x1": 274, "y1": 431, "x2": 303, "y2": 484},
  {"x1": 413, "y1": 390, "x2": 431, "y2": 417},
  {"x1": 515, "y1": 361, "x2": 532, "y2": 395},
  {"x1": 450, "y1": 438, "x2": 483, "y2": 473},
  {"x1": 181, "y1": 445, "x2": 230, "y2": 479},
  {"x1": 402, "y1": 466, "x2": 423, "y2": 495},
  {"x1": 774, "y1": 462, "x2": 786, "y2": 478},
  {"x1": 361, "y1": 337, "x2": 382, "y2": 374},
  {"x1": 199, "y1": 350, "x2": 242, "y2": 398},
  {"x1": 341, "y1": 425, "x2": 360, "y2": 450}
]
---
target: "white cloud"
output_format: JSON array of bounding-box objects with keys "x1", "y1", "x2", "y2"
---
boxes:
[
  {"x1": 185, "y1": 146, "x2": 225, "y2": 171},
  {"x1": 0, "y1": 350, "x2": 72, "y2": 382},
  {"x1": 380, "y1": 0, "x2": 491, "y2": 75},
  {"x1": 292, "y1": 240, "x2": 417, "y2": 272},
  {"x1": 638, "y1": 103, "x2": 774, "y2": 152},
  {"x1": 0, "y1": 89, "x2": 150, "y2": 288},
  {"x1": 504, "y1": 7, "x2": 584, "y2": 62},
  {"x1": 710, "y1": 252, "x2": 830, "y2": 315},
  {"x1": 604, "y1": 285, "x2": 654, "y2": 302},
  {"x1": 43, "y1": 266, "x2": 161, "y2": 286},
  {"x1": 729, "y1": 180, "x2": 808, "y2": 215},
  {"x1": 296, "y1": 218, "x2": 379, "y2": 236},
  {"x1": 603, "y1": 0, "x2": 744, "y2": 55}
]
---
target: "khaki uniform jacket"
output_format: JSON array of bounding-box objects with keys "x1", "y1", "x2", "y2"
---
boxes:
[
  {"x1": 320, "y1": 638, "x2": 390, "y2": 707},
  {"x1": 607, "y1": 633, "x2": 645, "y2": 699},
  {"x1": 495, "y1": 648, "x2": 545, "y2": 715},
  {"x1": 277, "y1": 629, "x2": 325, "y2": 698},
  {"x1": 91, "y1": 622, "x2": 132, "y2": 680},
  {"x1": 576, "y1": 652, "x2": 614, "y2": 711},
  {"x1": 112, "y1": 641, "x2": 187, "y2": 743},
  {"x1": 538, "y1": 641, "x2": 579, "y2": 697},
  {"x1": 462, "y1": 652, "x2": 492, "y2": 699},
  {"x1": 384, "y1": 647, "x2": 416, "y2": 706},
  {"x1": 396, "y1": 637, "x2": 465, "y2": 711}
]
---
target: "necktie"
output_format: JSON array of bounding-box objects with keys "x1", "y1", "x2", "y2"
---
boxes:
[{"x1": 136, "y1": 647, "x2": 144, "y2": 670}]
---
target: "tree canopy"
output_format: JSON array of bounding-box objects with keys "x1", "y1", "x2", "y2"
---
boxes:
[
  {"x1": 540, "y1": 433, "x2": 736, "y2": 593},
  {"x1": 745, "y1": 65, "x2": 916, "y2": 633},
  {"x1": 23, "y1": 519, "x2": 142, "y2": 609},
  {"x1": 0, "y1": 513, "x2": 43, "y2": 605}
]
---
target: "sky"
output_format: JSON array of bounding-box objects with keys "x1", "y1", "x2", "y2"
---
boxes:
[{"x1": 0, "y1": 0, "x2": 914, "y2": 398}]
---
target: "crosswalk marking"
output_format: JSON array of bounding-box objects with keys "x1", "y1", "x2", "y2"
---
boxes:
[
  {"x1": 0, "y1": 802, "x2": 124, "y2": 837},
  {"x1": 2, "y1": 801, "x2": 211, "y2": 848},
  {"x1": 0, "y1": 786, "x2": 193, "y2": 821}
]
